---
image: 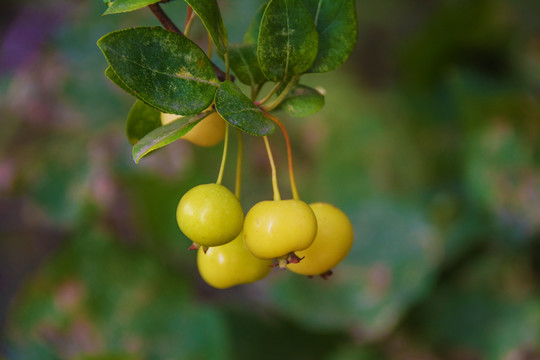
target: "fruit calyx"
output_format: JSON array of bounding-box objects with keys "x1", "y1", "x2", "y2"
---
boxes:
[{"x1": 274, "y1": 252, "x2": 304, "y2": 269}]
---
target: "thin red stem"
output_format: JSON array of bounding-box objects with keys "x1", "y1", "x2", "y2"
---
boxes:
[{"x1": 149, "y1": 3, "x2": 181, "y2": 33}]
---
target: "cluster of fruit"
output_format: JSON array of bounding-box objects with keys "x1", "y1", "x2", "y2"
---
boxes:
[
  {"x1": 171, "y1": 112, "x2": 354, "y2": 289},
  {"x1": 96, "y1": 0, "x2": 358, "y2": 290}
]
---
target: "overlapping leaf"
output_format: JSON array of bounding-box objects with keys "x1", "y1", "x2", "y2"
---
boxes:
[
  {"x1": 244, "y1": 2, "x2": 268, "y2": 44},
  {"x1": 97, "y1": 27, "x2": 219, "y2": 115},
  {"x1": 185, "y1": 0, "x2": 228, "y2": 57},
  {"x1": 105, "y1": 66, "x2": 136, "y2": 97},
  {"x1": 228, "y1": 44, "x2": 266, "y2": 86},
  {"x1": 102, "y1": 0, "x2": 161, "y2": 15},
  {"x1": 132, "y1": 112, "x2": 210, "y2": 163},
  {"x1": 215, "y1": 81, "x2": 275, "y2": 136},
  {"x1": 301, "y1": 0, "x2": 358, "y2": 73},
  {"x1": 126, "y1": 100, "x2": 162, "y2": 145},
  {"x1": 257, "y1": 0, "x2": 318, "y2": 82}
]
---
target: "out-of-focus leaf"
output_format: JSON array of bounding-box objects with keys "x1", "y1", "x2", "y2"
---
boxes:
[
  {"x1": 257, "y1": 0, "x2": 318, "y2": 81},
  {"x1": 185, "y1": 0, "x2": 228, "y2": 56},
  {"x1": 244, "y1": 2, "x2": 267, "y2": 44},
  {"x1": 465, "y1": 122, "x2": 540, "y2": 241},
  {"x1": 279, "y1": 84, "x2": 324, "y2": 117},
  {"x1": 132, "y1": 112, "x2": 209, "y2": 163},
  {"x1": 97, "y1": 27, "x2": 219, "y2": 115},
  {"x1": 102, "y1": 0, "x2": 160, "y2": 15},
  {"x1": 215, "y1": 81, "x2": 275, "y2": 136},
  {"x1": 222, "y1": 306, "x2": 345, "y2": 360},
  {"x1": 398, "y1": 0, "x2": 511, "y2": 88},
  {"x1": 301, "y1": 0, "x2": 358, "y2": 73},
  {"x1": 126, "y1": 100, "x2": 162, "y2": 145},
  {"x1": 228, "y1": 43, "x2": 266, "y2": 86},
  {"x1": 74, "y1": 355, "x2": 139, "y2": 360},
  {"x1": 28, "y1": 136, "x2": 88, "y2": 225},
  {"x1": 414, "y1": 288, "x2": 540, "y2": 359},
  {"x1": 327, "y1": 345, "x2": 387, "y2": 360},
  {"x1": 266, "y1": 200, "x2": 441, "y2": 339}
]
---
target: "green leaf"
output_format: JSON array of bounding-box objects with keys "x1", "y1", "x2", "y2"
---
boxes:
[
  {"x1": 105, "y1": 66, "x2": 136, "y2": 97},
  {"x1": 185, "y1": 0, "x2": 228, "y2": 56},
  {"x1": 126, "y1": 100, "x2": 162, "y2": 145},
  {"x1": 97, "y1": 27, "x2": 219, "y2": 115},
  {"x1": 132, "y1": 112, "x2": 209, "y2": 163},
  {"x1": 301, "y1": 0, "x2": 358, "y2": 73},
  {"x1": 103, "y1": 0, "x2": 160, "y2": 15},
  {"x1": 257, "y1": 0, "x2": 319, "y2": 82},
  {"x1": 244, "y1": 2, "x2": 268, "y2": 44},
  {"x1": 215, "y1": 81, "x2": 275, "y2": 136},
  {"x1": 279, "y1": 84, "x2": 325, "y2": 117},
  {"x1": 228, "y1": 43, "x2": 266, "y2": 86}
]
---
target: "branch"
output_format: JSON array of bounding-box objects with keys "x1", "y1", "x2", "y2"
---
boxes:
[
  {"x1": 148, "y1": 3, "x2": 229, "y2": 82},
  {"x1": 149, "y1": 3, "x2": 181, "y2": 33}
]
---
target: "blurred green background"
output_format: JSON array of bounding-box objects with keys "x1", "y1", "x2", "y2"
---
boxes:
[{"x1": 2, "y1": 0, "x2": 540, "y2": 359}]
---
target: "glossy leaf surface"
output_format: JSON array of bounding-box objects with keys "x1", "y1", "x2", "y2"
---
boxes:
[
  {"x1": 215, "y1": 81, "x2": 274, "y2": 136},
  {"x1": 301, "y1": 0, "x2": 358, "y2": 73},
  {"x1": 126, "y1": 100, "x2": 162, "y2": 145},
  {"x1": 97, "y1": 27, "x2": 219, "y2": 115},
  {"x1": 132, "y1": 112, "x2": 209, "y2": 163},
  {"x1": 257, "y1": 0, "x2": 318, "y2": 81}
]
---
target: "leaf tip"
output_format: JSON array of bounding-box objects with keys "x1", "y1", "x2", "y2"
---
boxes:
[{"x1": 132, "y1": 149, "x2": 141, "y2": 164}]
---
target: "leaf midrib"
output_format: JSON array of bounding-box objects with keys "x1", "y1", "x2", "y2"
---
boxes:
[
  {"x1": 284, "y1": 0, "x2": 291, "y2": 79},
  {"x1": 106, "y1": 47, "x2": 219, "y2": 86}
]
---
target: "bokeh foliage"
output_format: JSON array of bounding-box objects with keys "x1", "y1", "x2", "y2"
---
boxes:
[{"x1": 1, "y1": 0, "x2": 540, "y2": 359}]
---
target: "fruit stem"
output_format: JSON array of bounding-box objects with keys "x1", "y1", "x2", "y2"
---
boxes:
[
  {"x1": 256, "y1": 81, "x2": 283, "y2": 106},
  {"x1": 216, "y1": 123, "x2": 230, "y2": 185},
  {"x1": 184, "y1": 6, "x2": 195, "y2": 37},
  {"x1": 235, "y1": 129, "x2": 243, "y2": 199},
  {"x1": 263, "y1": 75, "x2": 299, "y2": 112},
  {"x1": 263, "y1": 111, "x2": 299, "y2": 200},
  {"x1": 263, "y1": 136, "x2": 281, "y2": 201}
]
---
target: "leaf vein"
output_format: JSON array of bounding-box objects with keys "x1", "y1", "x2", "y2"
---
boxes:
[
  {"x1": 107, "y1": 47, "x2": 218, "y2": 86},
  {"x1": 284, "y1": 0, "x2": 291, "y2": 79},
  {"x1": 228, "y1": 107, "x2": 261, "y2": 116}
]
